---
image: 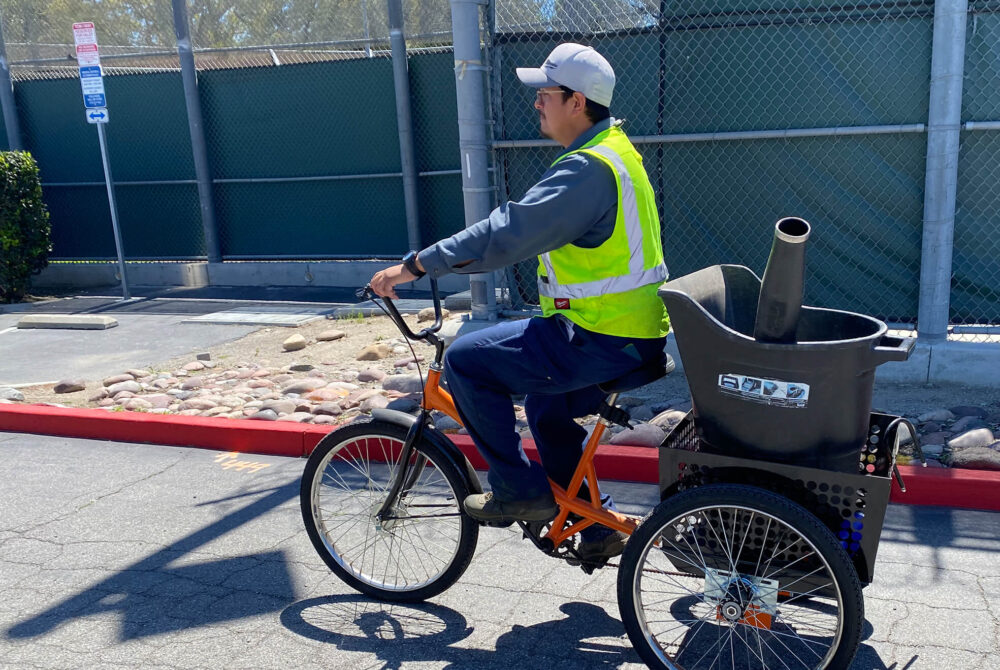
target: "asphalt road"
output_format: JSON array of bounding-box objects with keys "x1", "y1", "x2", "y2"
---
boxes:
[{"x1": 0, "y1": 433, "x2": 998, "y2": 669}]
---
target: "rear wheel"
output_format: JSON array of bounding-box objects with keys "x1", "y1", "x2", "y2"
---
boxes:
[
  {"x1": 300, "y1": 419, "x2": 479, "y2": 602},
  {"x1": 618, "y1": 484, "x2": 863, "y2": 669}
]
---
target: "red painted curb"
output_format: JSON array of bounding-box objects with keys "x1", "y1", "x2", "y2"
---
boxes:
[{"x1": 2, "y1": 403, "x2": 998, "y2": 512}]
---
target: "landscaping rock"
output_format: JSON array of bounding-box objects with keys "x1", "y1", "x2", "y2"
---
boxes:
[
  {"x1": 0, "y1": 387, "x2": 24, "y2": 402},
  {"x1": 107, "y1": 380, "x2": 141, "y2": 395},
  {"x1": 394, "y1": 356, "x2": 424, "y2": 368},
  {"x1": 283, "y1": 334, "x2": 307, "y2": 351},
  {"x1": 343, "y1": 389, "x2": 382, "y2": 408},
  {"x1": 382, "y1": 374, "x2": 423, "y2": 394},
  {"x1": 360, "y1": 395, "x2": 390, "y2": 412},
  {"x1": 179, "y1": 398, "x2": 218, "y2": 411},
  {"x1": 312, "y1": 414, "x2": 337, "y2": 425},
  {"x1": 951, "y1": 416, "x2": 989, "y2": 434},
  {"x1": 386, "y1": 397, "x2": 420, "y2": 413},
  {"x1": 629, "y1": 405, "x2": 654, "y2": 422},
  {"x1": 418, "y1": 307, "x2": 449, "y2": 322},
  {"x1": 260, "y1": 399, "x2": 297, "y2": 415},
  {"x1": 947, "y1": 428, "x2": 995, "y2": 450},
  {"x1": 277, "y1": 412, "x2": 314, "y2": 423},
  {"x1": 53, "y1": 379, "x2": 87, "y2": 394},
  {"x1": 317, "y1": 330, "x2": 346, "y2": 341},
  {"x1": 610, "y1": 423, "x2": 666, "y2": 447},
  {"x1": 123, "y1": 398, "x2": 153, "y2": 411},
  {"x1": 288, "y1": 363, "x2": 315, "y2": 372},
  {"x1": 919, "y1": 431, "x2": 951, "y2": 446},
  {"x1": 949, "y1": 405, "x2": 989, "y2": 419},
  {"x1": 357, "y1": 368, "x2": 386, "y2": 383},
  {"x1": 281, "y1": 379, "x2": 326, "y2": 395},
  {"x1": 356, "y1": 343, "x2": 391, "y2": 361},
  {"x1": 144, "y1": 394, "x2": 172, "y2": 409},
  {"x1": 650, "y1": 409, "x2": 687, "y2": 430},
  {"x1": 248, "y1": 409, "x2": 278, "y2": 421},
  {"x1": 948, "y1": 446, "x2": 1000, "y2": 471},
  {"x1": 313, "y1": 402, "x2": 343, "y2": 416},
  {"x1": 126, "y1": 369, "x2": 151, "y2": 379},
  {"x1": 88, "y1": 388, "x2": 110, "y2": 402},
  {"x1": 306, "y1": 388, "x2": 349, "y2": 402},
  {"x1": 183, "y1": 361, "x2": 205, "y2": 371},
  {"x1": 180, "y1": 376, "x2": 204, "y2": 390},
  {"x1": 198, "y1": 406, "x2": 229, "y2": 418},
  {"x1": 103, "y1": 374, "x2": 134, "y2": 387},
  {"x1": 918, "y1": 409, "x2": 955, "y2": 423}
]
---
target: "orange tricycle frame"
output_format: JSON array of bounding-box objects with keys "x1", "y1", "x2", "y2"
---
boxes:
[{"x1": 420, "y1": 365, "x2": 640, "y2": 546}]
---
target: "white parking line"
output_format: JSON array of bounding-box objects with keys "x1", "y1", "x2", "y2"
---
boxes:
[{"x1": 0, "y1": 327, "x2": 16, "y2": 335}]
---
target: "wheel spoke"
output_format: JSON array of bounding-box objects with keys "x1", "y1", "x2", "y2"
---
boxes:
[
  {"x1": 303, "y1": 428, "x2": 473, "y2": 596},
  {"x1": 625, "y1": 489, "x2": 854, "y2": 670}
]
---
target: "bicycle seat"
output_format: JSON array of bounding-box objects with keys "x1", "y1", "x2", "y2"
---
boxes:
[{"x1": 597, "y1": 353, "x2": 675, "y2": 394}]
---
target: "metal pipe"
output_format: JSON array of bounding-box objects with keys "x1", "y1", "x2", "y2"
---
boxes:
[
  {"x1": 41, "y1": 168, "x2": 471, "y2": 189},
  {"x1": 492, "y1": 123, "x2": 927, "y2": 149},
  {"x1": 964, "y1": 121, "x2": 1000, "y2": 131},
  {"x1": 450, "y1": 0, "x2": 497, "y2": 320},
  {"x1": 388, "y1": 0, "x2": 423, "y2": 252},
  {"x1": 917, "y1": 0, "x2": 968, "y2": 341},
  {"x1": 171, "y1": 0, "x2": 222, "y2": 264},
  {"x1": 0, "y1": 9, "x2": 22, "y2": 149},
  {"x1": 96, "y1": 124, "x2": 130, "y2": 300}
]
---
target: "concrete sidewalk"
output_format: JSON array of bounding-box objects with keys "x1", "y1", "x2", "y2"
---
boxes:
[{"x1": 1, "y1": 433, "x2": 997, "y2": 669}]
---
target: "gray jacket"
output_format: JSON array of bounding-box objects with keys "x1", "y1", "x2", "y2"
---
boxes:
[{"x1": 417, "y1": 118, "x2": 621, "y2": 279}]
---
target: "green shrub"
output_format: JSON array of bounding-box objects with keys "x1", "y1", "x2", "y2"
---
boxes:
[{"x1": 0, "y1": 151, "x2": 51, "y2": 303}]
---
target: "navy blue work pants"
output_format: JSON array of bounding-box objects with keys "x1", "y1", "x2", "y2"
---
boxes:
[{"x1": 443, "y1": 315, "x2": 665, "y2": 533}]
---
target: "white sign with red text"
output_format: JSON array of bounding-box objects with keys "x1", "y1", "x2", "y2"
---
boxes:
[{"x1": 72, "y1": 22, "x2": 106, "y2": 110}]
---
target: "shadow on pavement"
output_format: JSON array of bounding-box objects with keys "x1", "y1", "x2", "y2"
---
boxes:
[
  {"x1": 282, "y1": 596, "x2": 641, "y2": 669},
  {"x1": 882, "y1": 504, "x2": 1000, "y2": 574},
  {"x1": 5, "y1": 482, "x2": 299, "y2": 641}
]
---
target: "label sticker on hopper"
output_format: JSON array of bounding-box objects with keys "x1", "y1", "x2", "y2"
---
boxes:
[{"x1": 717, "y1": 374, "x2": 809, "y2": 408}]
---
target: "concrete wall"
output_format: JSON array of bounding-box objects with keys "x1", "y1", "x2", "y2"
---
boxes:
[{"x1": 31, "y1": 260, "x2": 470, "y2": 294}]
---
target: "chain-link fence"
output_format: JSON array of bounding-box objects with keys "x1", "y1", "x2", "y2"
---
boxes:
[
  {"x1": 1, "y1": 1, "x2": 997, "y2": 339},
  {"x1": 0, "y1": 0, "x2": 462, "y2": 260},
  {"x1": 489, "y1": 0, "x2": 935, "y2": 328}
]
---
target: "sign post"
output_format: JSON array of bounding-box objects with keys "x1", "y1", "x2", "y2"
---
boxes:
[{"x1": 73, "y1": 22, "x2": 129, "y2": 300}]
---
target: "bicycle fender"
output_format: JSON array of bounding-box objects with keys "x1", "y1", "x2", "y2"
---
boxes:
[{"x1": 371, "y1": 409, "x2": 483, "y2": 494}]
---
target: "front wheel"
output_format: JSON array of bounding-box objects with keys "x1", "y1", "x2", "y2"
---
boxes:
[
  {"x1": 617, "y1": 484, "x2": 863, "y2": 670},
  {"x1": 300, "y1": 418, "x2": 479, "y2": 602}
]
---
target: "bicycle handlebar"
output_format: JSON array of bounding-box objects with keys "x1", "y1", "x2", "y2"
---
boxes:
[{"x1": 358, "y1": 278, "x2": 444, "y2": 341}]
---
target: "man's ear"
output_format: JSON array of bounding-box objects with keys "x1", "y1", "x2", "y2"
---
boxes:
[{"x1": 573, "y1": 91, "x2": 587, "y2": 115}]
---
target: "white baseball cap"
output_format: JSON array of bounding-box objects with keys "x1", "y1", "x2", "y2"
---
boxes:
[{"x1": 516, "y1": 43, "x2": 615, "y2": 108}]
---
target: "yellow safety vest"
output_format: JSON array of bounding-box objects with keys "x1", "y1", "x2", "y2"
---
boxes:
[{"x1": 537, "y1": 125, "x2": 670, "y2": 338}]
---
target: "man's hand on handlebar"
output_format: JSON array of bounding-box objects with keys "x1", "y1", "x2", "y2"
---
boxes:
[{"x1": 370, "y1": 264, "x2": 417, "y2": 300}]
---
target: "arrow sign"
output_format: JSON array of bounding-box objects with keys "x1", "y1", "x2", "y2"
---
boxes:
[{"x1": 86, "y1": 108, "x2": 109, "y2": 124}]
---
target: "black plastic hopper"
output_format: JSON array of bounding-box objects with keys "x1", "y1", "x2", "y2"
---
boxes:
[{"x1": 658, "y1": 264, "x2": 914, "y2": 472}]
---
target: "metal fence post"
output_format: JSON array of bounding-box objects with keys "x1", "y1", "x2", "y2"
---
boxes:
[
  {"x1": 450, "y1": 0, "x2": 497, "y2": 320},
  {"x1": 918, "y1": 0, "x2": 968, "y2": 341},
  {"x1": 171, "y1": 0, "x2": 221, "y2": 264},
  {"x1": 387, "y1": 0, "x2": 422, "y2": 253},
  {"x1": 0, "y1": 9, "x2": 22, "y2": 150}
]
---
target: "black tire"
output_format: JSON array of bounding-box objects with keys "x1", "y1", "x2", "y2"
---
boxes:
[
  {"x1": 300, "y1": 419, "x2": 479, "y2": 602},
  {"x1": 617, "y1": 484, "x2": 863, "y2": 670}
]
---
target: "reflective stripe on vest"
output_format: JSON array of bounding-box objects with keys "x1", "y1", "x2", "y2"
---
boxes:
[
  {"x1": 538, "y1": 144, "x2": 667, "y2": 299},
  {"x1": 538, "y1": 264, "x2": 667, "y2": 300}
]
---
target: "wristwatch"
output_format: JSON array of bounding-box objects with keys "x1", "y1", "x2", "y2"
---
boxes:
[{"x1": 402, "y1": 250, "x2": 426, "y2": 279}]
